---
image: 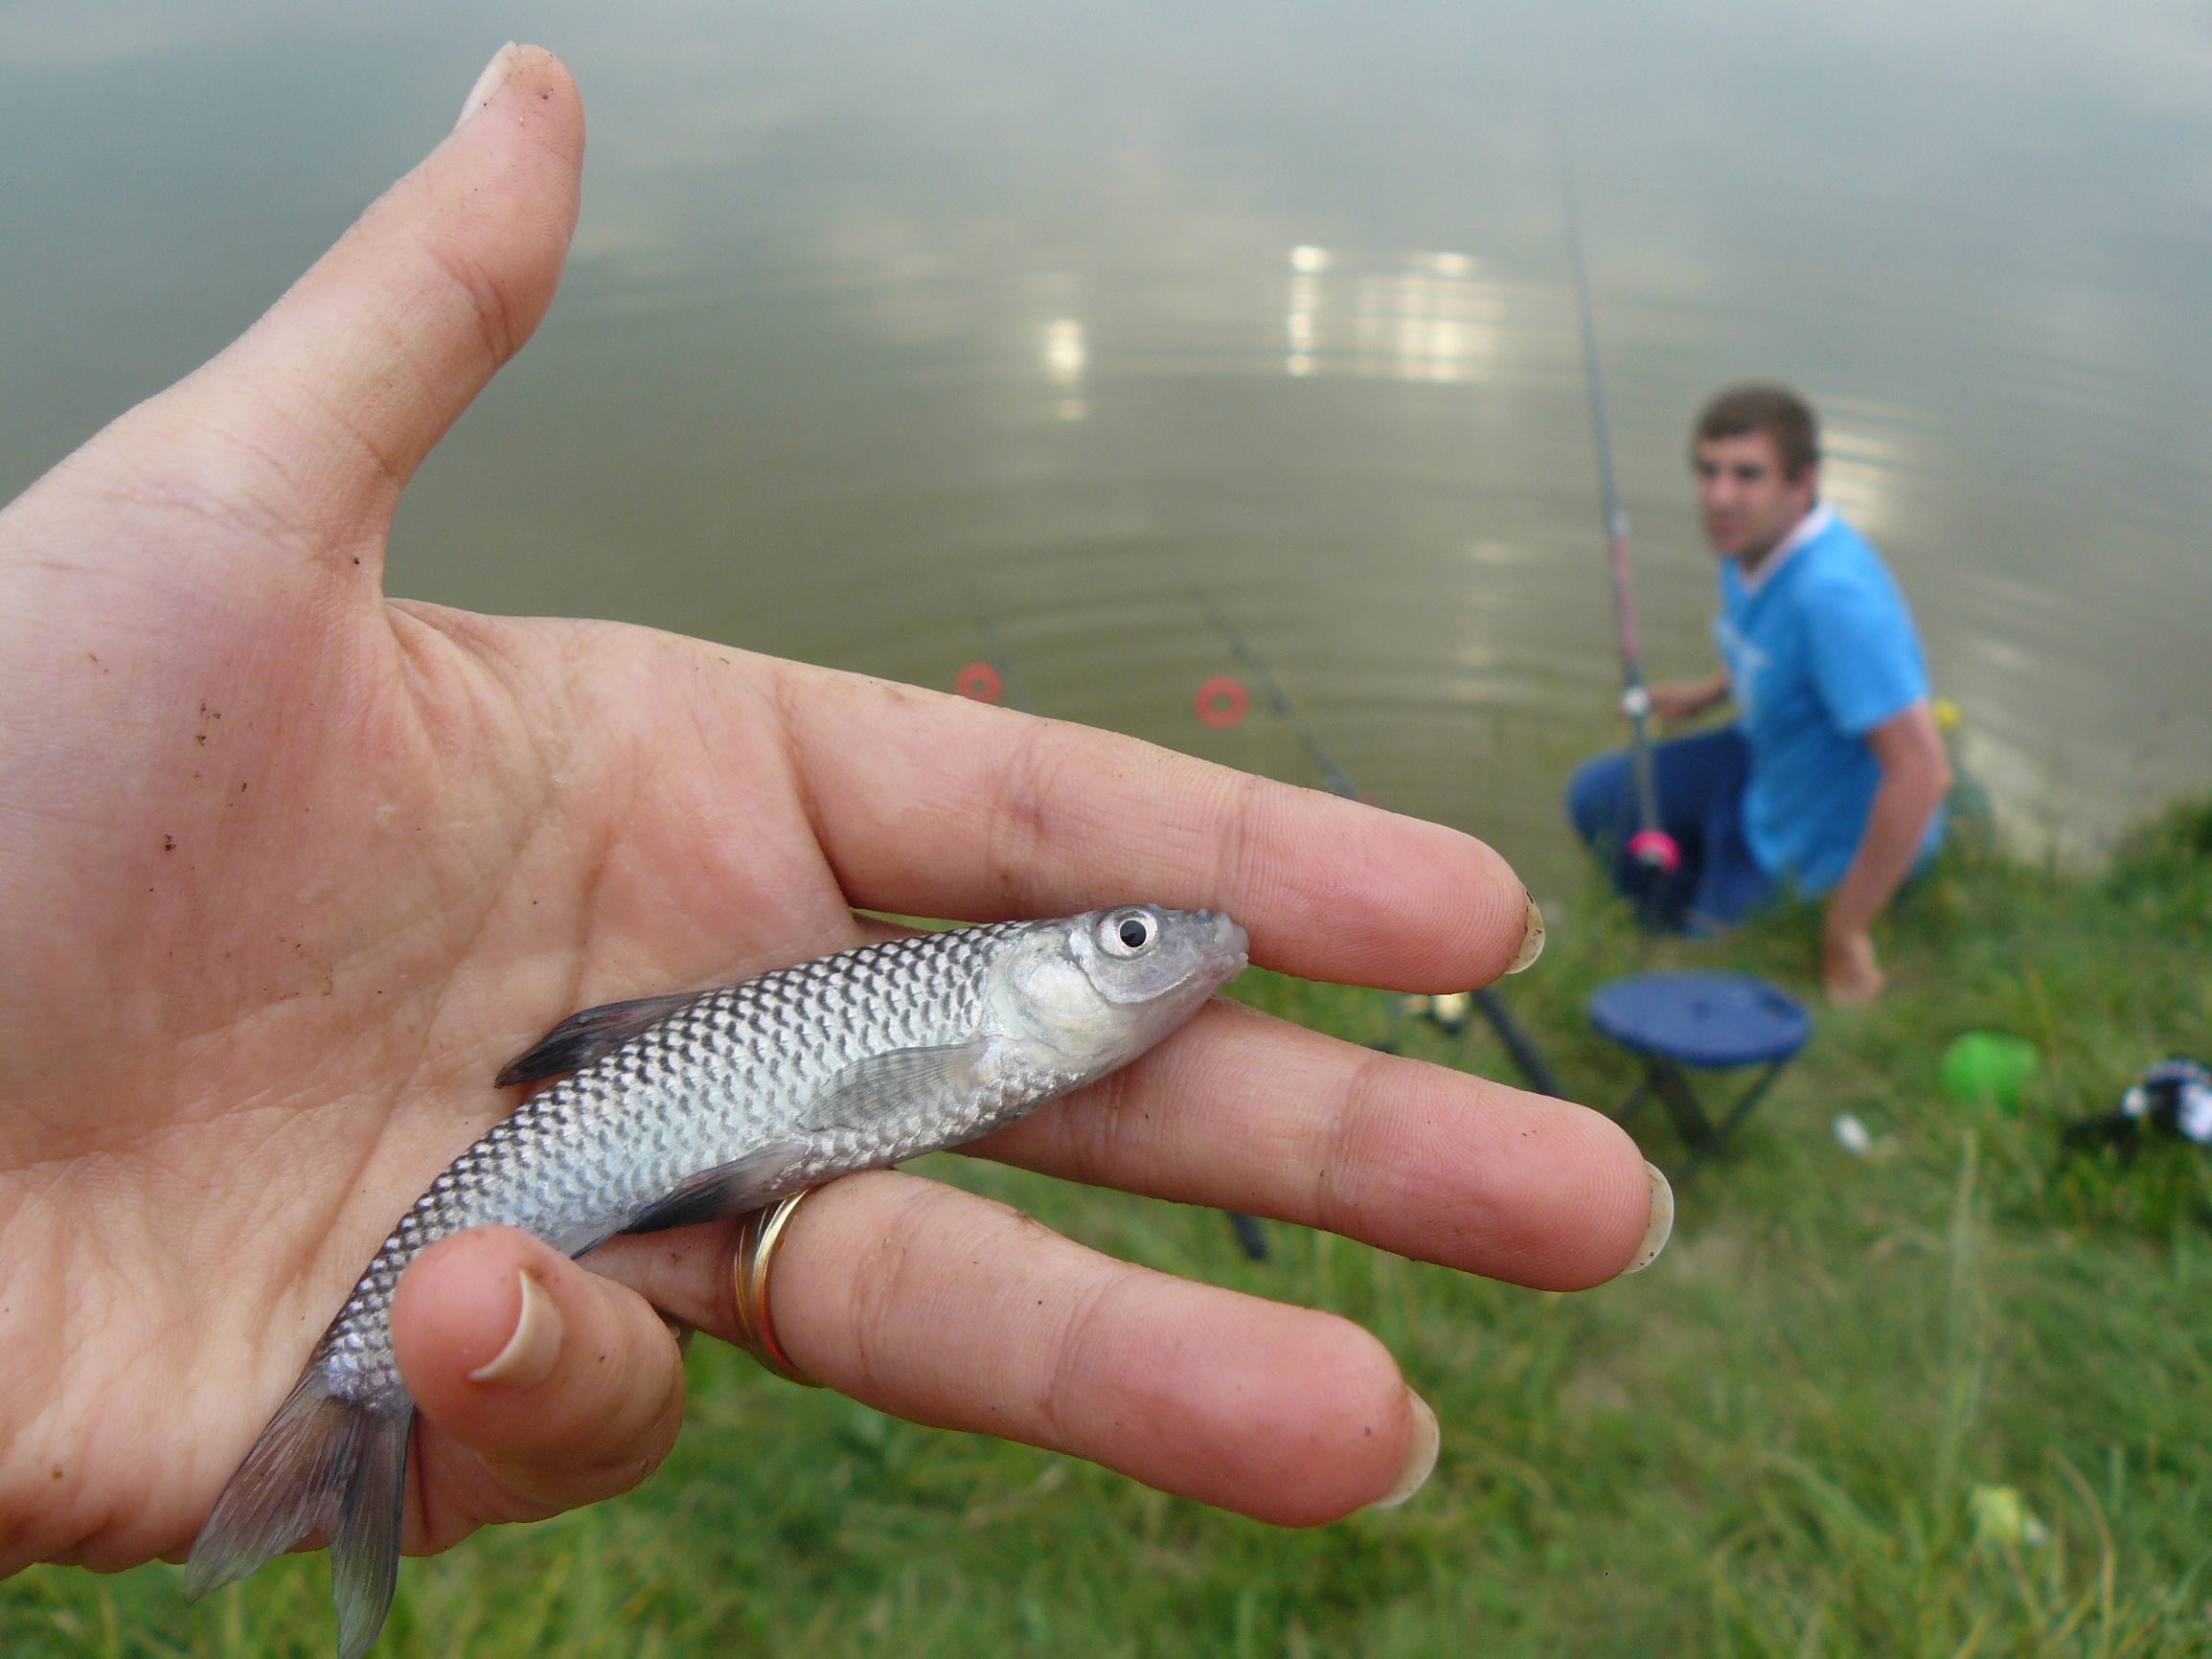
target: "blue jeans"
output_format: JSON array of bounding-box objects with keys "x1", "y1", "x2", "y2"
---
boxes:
[{"x1": 1565, "y1": 727, "x2": 1778, "y2": 936}]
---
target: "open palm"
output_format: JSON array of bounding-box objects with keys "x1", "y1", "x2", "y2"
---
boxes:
[{"x1": 0, "y1": 46, "x2": 1655, "y2": 1589}]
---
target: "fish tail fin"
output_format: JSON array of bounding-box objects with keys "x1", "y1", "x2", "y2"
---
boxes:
[
  {"x1": 184, "y1": 1368, "x2": 414, "y2": 1659},
  {"x1": 331, "y1": 1402, "x2": 411, "y2": 1659}
]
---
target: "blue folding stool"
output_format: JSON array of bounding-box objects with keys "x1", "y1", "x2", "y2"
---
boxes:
[{"x1": 1589, "y1": 971, "x2": 1812, "y2": 1177}]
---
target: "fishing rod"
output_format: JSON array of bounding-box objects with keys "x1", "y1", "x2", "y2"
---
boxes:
[
  {"x1": 1559, "y1": 143, "x2": 1681, "y2": 880},
  {"x1": 1190, "y1": 589, "x2": 1566, "y2": 1101},
  {"x1": 957, "y1": 592, "x2": 1275, "y2": 1263}
]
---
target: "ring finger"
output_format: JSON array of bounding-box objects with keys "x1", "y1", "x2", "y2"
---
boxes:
[{"x1": 584, "y1": 1168, "x2": 1435, "y2": 1523}]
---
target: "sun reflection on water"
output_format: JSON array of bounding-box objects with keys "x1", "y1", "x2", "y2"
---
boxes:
[
  {"x1": 1284, "y1": 244, "x2": 1508, "y2": 384},
  {"x1": 1041, "y1": 316, "x2": 1087, "y2": 421}
]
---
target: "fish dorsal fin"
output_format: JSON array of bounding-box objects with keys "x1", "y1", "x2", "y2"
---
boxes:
[
  {"x1": 622, "y1": 1140, "x2": 811, "y2": 1237},
  {"x1": 495, "y1": 991, "x2": 701, "y2": 1087},
  {"x1": 797, "y1": 1042, "x2": 990, "y2": 1134}
]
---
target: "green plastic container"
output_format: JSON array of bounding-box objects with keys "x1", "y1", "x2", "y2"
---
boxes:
[{"x1": 1939, "y1": 1031, "x2": 2040, "y2": 1110}]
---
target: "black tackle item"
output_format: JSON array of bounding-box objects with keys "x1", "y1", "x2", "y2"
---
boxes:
[{"x1": 2062, "y1": 1057, "x2": 2212, "y2": 1154}]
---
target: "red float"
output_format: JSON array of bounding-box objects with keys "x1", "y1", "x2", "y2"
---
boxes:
[
  {"x1": 1193, "y1": 675, "x2": 1249, "y2": 729},
  {"x1": 954, "y1": 662, "x2": 1003, "y2": 703},
  {"x1": 1626, "y1": 828, "x2": 1682, "y2": 875}
]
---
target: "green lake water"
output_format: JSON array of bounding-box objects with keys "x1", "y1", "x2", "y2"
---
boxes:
[{"x1": 5, "y1": 0, "x2": 2209, "y2": 895}]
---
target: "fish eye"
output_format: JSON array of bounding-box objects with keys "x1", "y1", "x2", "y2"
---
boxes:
[{"x1": 1100, "y1": 910, "x2": 1156, "y2": 956}]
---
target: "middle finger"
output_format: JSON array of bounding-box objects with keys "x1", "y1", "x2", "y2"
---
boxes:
[{"x1": 980, "y1": 998, "x2": 1656, "y2": 1290}]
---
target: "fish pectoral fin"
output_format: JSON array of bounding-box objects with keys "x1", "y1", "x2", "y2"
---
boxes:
[
  {"x1": 796, "y1": 1042, "x2": 991, "y2": 1134},
  {"x1": 619, "y1": 1044, "x2": 991, "y2": 1238},
  {"x1": 622, "y1": 1140, "x2": 812, "y2": 1236},
  {"x1": 494, "y1": 991, "x2": 702, "y2": 1087}
]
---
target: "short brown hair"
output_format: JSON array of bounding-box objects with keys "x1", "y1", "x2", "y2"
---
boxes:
[{"x1": 1693, "y1": 383, "x2": 1819, "y2": 480}]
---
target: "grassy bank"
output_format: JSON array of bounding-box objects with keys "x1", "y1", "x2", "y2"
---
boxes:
[{"x1": 8, "y1": 803, "x2": 2210, "y2": 1657}]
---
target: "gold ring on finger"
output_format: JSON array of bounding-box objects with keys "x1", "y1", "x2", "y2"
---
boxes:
[{"x1": 730, "y1": 1190, "x2": 823, "y2": 1388}]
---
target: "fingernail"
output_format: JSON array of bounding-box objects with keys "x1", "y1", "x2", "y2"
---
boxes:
[
  {"x1": 1622, "y1": 1162, "x2": 1675, "y2": 1274},
  {"x1": 468, "y1": 1269, "x2": 564, "y2": 1386},
  {"x1": 1369, "y1": 1389, "x2": 1440, "y2": 1508},
  {"x1": 1506, "y1": 892, "x2": 1545, "y2": 974},
  {"x1": 453, "y1": 42, "x2": 518, "y2": 133}
]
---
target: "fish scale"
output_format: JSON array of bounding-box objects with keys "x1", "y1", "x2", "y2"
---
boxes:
[
  {"x1": 323, "y1": 922, "x2": 1024, "y2": 1400},
  {"x1": 185, "y1": 903, "x2": 1247, "y2": 1659}
]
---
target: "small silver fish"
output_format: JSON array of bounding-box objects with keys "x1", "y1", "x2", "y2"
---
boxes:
[{"x1": 185, "y1": 904, "x2": 1247, "y2": 1657}]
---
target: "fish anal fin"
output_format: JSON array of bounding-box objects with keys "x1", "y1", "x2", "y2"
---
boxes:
[
  {"x1": 622, "y1": 1140, "x2": 811, "y2": 1237},
  {"x1": 495, "y1": 992, "x2": 700, "y2": 1087},
  {"x1": 798, "y1": 1043, "x2": 990, "y2": 1134}
]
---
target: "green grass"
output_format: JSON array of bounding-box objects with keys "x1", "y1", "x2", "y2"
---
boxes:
[{"x1": 9, "y1": 802, "x2": 2212, "y2": 1656}]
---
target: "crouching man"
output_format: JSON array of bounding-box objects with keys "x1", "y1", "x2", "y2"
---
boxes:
[{"x1": 1566, "y1": 383, "x2": 1950, "y2": 1004}]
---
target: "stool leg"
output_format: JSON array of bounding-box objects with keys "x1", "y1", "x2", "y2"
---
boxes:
[
  {"x1": 1670, "y1": 1058, "x2": 1791, "y2": 1181},
  {"x1": 1651, "y1": 1057, "x2": 1718, "y2": 1154},
  {"x1": 1611, "y1": 1071, "x2": 1655, "y2": 1127},
  {"x1": 1706, "y1": 1059, "x2": 1789, "y2": 1149}
]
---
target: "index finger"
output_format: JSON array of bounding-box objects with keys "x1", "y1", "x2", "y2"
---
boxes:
[{"x1": 776, "y1": 661, "x2": 1540, "y2": 992}]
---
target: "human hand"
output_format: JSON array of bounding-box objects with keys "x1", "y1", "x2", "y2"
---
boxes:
[
  {"x1": 1821, "y1": 926, "x2": 1887, "y2": 1005},
  {"x1": 1644, "y1": 673, "x2": 1728, "y2": 728},
  {"x1": 0, "y1": 43, "x2": 1660, "y2": 1585}
]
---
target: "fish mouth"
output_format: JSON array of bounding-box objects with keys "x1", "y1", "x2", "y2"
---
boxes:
[{"x1": 1193, "y1": 908, "x2": 1250, "y2": 982}]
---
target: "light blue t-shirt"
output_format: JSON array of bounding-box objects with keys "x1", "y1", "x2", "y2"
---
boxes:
[{"x1": 1714, "y1": 506, "x2": 1940, "y2": 894}]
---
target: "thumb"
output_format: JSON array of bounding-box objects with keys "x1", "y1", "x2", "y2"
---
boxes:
[
  {"x1": 110, "y1": 44, "x2": 583, "y2": 568},
  {"x1": 392, "y1": 1225, "x2": 688, "y2": 1549}
]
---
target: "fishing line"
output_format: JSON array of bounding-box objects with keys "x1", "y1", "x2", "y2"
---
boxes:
[
  {"x1": 948, "y1": 334, "x2": 1566, "y2": 1104},
  {"x1": 1191, "y1": 587, "x2": 1360, "y2": 801},
  {"x1": 957, "y1": 583, "x2": 1027, "y2": 710},
  {"x1": 1190, "y1": 587, "x2": 1566, "y2": 1101},
  {"x1": 961, "y1": 587, "x2": 1276, "y2": 1263}
]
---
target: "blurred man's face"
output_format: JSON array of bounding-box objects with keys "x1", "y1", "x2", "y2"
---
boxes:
[{"x1": 1693, "y1": 431, "x2": 1817, "y2": 568}]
